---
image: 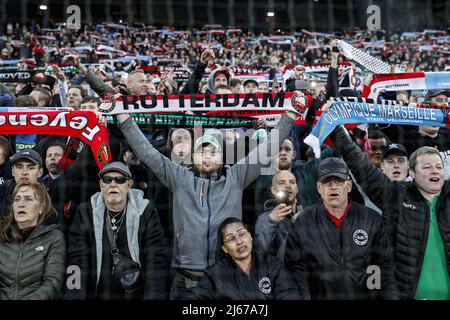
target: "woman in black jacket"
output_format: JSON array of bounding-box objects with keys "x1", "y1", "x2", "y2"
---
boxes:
[
  {"x1": 188, "y1": 217, "x2": 301, "y2": 300},
  {"x1": 0, "y1": 181, "x2": 66, "y2": 300}
]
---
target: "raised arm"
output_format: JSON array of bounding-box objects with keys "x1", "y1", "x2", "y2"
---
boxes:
[
  {"x1": 117, "y1": 113, "x2": 181, "y2": 190},
  {"x1": 232, "y1": 112, "x2": 296, "y2": 188},
  {"x1": 326, "y1": 40, "x2": 340, "y2": 100},
  {"x1": 180, "y1": 46, "x2": 214, "y2": 94}
]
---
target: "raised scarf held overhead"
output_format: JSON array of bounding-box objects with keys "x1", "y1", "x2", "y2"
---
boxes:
[
  {"x1": 106, "y1": 113, "x2": 259, "y2": 128},
  {"x1": 0, "y1": 110, "x2": 111, "y2": 169},
  {"x1": 304, "y1": 101, "x2": 450, "y2": 158},
  {"x1": 98, "y1": 92, "x2": 303, "y2": 115},
  {"x1": 362, "y1": 72, "x2": 450, "y2": 100}
]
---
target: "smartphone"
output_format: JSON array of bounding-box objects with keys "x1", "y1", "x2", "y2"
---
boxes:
[
  {"x1": 294, "y1": 80, "x2": 312, "y2": 90},
  {"x1": 275, "y1": 190, "x2": 290, "y2": 206}
]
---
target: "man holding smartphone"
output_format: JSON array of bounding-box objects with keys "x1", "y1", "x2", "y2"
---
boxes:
[{"x1": 254, "y1": 170, "x2": 301, "y2": 259}]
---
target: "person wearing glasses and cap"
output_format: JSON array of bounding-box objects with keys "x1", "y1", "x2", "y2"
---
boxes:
[
  {"x1": 284, "y1": 157, "x2": 399, "y2": 300},
  {"x1": 65, "y1": 161, "x2": 168, "y2": 300},
  {"x1": 187, "y1": 217, "x2": 300, "y2": 300}
]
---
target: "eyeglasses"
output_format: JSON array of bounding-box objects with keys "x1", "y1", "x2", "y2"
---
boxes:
[
  {"x1": 223, "y1": 229, "x2": 249, "y2": 244},
  {"x1": 321, "y1": 179, "x2": 347, "y2": 187},
  {"x1": 101, "y1": 175, "x2": 129, "y2": 184}
]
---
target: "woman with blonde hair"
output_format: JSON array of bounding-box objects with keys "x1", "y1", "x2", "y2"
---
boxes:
[{"x1": 0, "y1": 181, "x2": 66, "y2": 300}]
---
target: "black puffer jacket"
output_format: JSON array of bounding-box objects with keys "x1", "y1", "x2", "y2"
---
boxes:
[
  {"x1": 330, "y1": 125, "x2": 450, "y2": 299},
  {"x1": 284, "y1": 202, "x2": 398, "y2": 300},
  {"x1": 0, "y1": 179, "x2": 14, "y2": 221},
  {"x1": 0, "y1": 222, "x2": 66, "y2": 300}
]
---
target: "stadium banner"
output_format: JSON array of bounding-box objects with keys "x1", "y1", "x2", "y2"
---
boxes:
[
  {"x1": 363, "y1": 72, "x2": 450, "y2": 100},
  {"x1": 304, "y1": 101, "x2": 450, "y2": 158},
  {"x1": 0, "y1": 110, "x2": 111, "y2": 169},
  {"x1": 0, "y1": 70, "x2": 36, "y2": 82}
]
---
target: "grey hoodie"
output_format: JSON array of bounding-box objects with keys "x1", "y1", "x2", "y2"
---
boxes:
[
  {"x1": 119, "y1": 113, "x2": 295, "y2": 270},
  {"x1": 206, "y1": 69, "x2": 231, "y2": 93}
]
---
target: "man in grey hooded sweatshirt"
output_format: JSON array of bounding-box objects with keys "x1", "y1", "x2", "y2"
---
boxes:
[
  {"x1": 116, "y1": 110, "x2": 296, "y2": 299},
  {"x1": 206, "y1": 68, "x2": 232, "y2": 93}
]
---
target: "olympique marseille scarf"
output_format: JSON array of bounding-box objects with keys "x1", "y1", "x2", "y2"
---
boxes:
[
  {"x1": 304, "y1": 101, "x2": 450, "y2": 158},
  {"x1": 0, "y1": 110, "x2": 111, "y2": 169},
  {"x1": 362, "y1": 72, "x2": 450, "y2": 100}
]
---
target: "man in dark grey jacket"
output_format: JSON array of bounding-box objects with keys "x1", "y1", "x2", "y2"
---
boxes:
[
  {"x1": 116, "y1": 111, "x2": 296, "y2": 298},
  {"x1": 255, "y1": 170, "x2": 302, "y2": 260}
]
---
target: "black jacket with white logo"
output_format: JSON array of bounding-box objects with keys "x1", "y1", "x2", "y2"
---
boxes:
[
  {"x1": 330, "y1": 125, "x2": 450, "y2": 299},
  {"x1": 188, "y1": 252, "x2": 301, "y2": 300},
  {"x1": 284, "y1": 202, "x2": 399, "y2": 300}
]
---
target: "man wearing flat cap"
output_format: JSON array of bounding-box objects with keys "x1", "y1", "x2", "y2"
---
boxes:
[
  {"x1": 284, "y1": 157, "x2": 399, "y2": 300},
  {"x1": 65, "y1": 161, "x2": 168, "y2": 300},
  {"x1": 0, "y1": 149, "x2": 44, "y2": 220}
]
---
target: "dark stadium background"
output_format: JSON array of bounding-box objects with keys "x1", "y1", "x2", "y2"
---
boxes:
[{"x1": 0, "y1": 0, "x2": 448, "y2": 33}]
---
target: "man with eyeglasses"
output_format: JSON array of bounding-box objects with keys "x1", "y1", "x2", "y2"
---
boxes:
[
  {"x1": 65, "y1": 161, "x2": 168, "y2": 300},
  {"x1": 116, "y1": 110, "x2": 296, "y2": 299},
  {"x1": 284, "y1": 157, "x2": 398, "y2": 299}
]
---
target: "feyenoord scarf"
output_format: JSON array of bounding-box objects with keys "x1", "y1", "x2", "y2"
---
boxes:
[
  {"x1": 99, "y1": 92, "x2": 310, "y2": 127},
  {"x1": 362, "y1": 72, "x2": 450, "y2": 100},
  {"x1": 98, "y1": 92, "x2": 303, "y2": 115},
  {"x1": 304, "y1": 101, "x2": 450, "y2": 158},
  {"x1": 106, "y1": 113, "x2": 258, "y2": 128},
  {"x1": 0, "y1": 110, "x2": 111, "y2": 169}
]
